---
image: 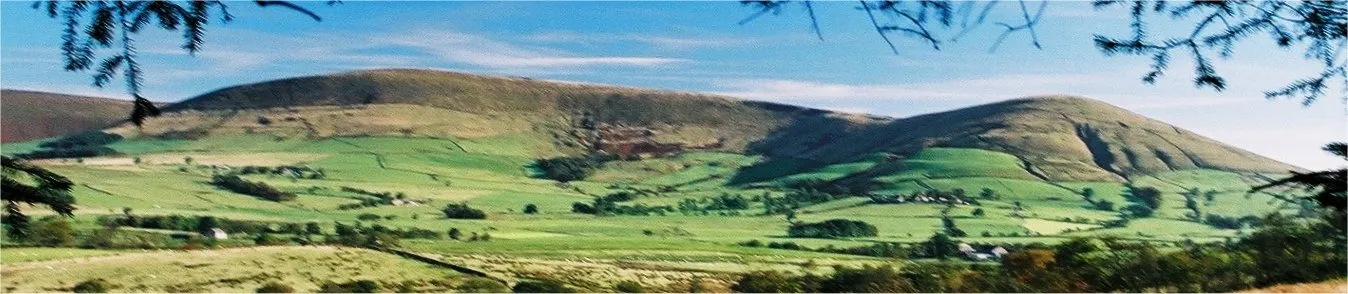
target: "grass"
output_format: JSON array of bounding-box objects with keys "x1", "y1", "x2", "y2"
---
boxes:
[
  {"x1": 0, "y1": 130, "x2": 1297, "y2": 291},
  {"x1": 0, "y1": 246, "x2": 469, "y2": 293}
]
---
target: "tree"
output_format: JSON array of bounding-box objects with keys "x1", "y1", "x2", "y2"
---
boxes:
[
  {"x1": 743, "y1": 1, "x2": 1346, "y2": 105},
  {"x1": 1092, "y1": 1, "x2": 1346, "y2": 104},
  {"x1": 448, "y1": 228, "x2": 462, "y2": 240},
  {"x1": 305, "y1": 222, "x2": 322, "y2": 235},
  {"x1": 1, "y1": 156, "x2": 76, "y2": 240},
  {"x1": 33, "y1": 1, "x2": 332, "y2": 125},
  {"x1": 441, "y1": 203, "x2": 487, "y2": 219},
  {"x1": 29, "y1": 218, "x2": 76, "y2": 246},
  {"x1": 731, "y1": 271, "x2": 804, "y2": 293},
  {"x1": 523, "y1": 203, "x2": 539, "y2": 214},
  {"x1": 820, "y1": 265, "x2": 914, "y2": 293},
  {"x1": 787, "y1": 219, "x2": 878, "y2": 238},
  {"x1": 979, "y1": 188, "x2": 998, "y2": 200},
  {"x1": 1252, "y1": 143, "x2": 1346, "y2": 215},
  {"x1": 571, "y1": 202, "x2": 597, "y2": 214},
  {"x1": 1093, "y1": 199, "x2": 1115, "y2": 211},
  {"x1": 1124, "y1": 185, "x2": 1162, "y2": 209},
  {"x1": 1081, "y1": 188, "x2": 1095, "y2": 202},
  {"x1": 971, "y1": 208, "x2": 986, "y2": 217},
  {"x1": 924, "y1": 233, "x2": 959, "y2": 260},
  {"x1": 356, "y1": 213, "x2": 381, "y2": 221}
]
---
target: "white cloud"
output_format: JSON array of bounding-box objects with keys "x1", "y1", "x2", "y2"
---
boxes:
[
  {"x1": 380, "y1": 30, "x2": 688, "y2": 68},
  {"x1": 707, "y1": 74, "x2": 1094, "y2": 102},
  {"x1": 524, "y1": 31, "x2": 754, "y2": 49}
]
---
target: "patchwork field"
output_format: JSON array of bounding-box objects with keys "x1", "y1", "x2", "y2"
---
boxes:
[{"x1": 0, "y1": 72, "x2": 1310, "y2": 292}]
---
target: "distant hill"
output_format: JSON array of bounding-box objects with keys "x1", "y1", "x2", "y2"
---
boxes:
[
  {"x1": 1, "y1": 89, "x2": 133, "y2": 143},
  {"x1": 104, "y1": 69, "x2": 1297, "y2": 182},
  {"x1": 744, "y1": 95, "x2": 1302, "y2": 183}
]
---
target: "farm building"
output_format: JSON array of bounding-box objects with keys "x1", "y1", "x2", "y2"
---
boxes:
[{"x1": 207, "y1": 228, "x2": 228, "y2": 240}]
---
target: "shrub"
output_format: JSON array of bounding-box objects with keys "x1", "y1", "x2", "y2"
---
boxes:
[
  {"x1": 318, "y1": 280, "x2": 379, "y2": 293},
  {"x1": 511, "y1": 279, "x2": 574, "y2": 293},
  {"x1": 534, "y1": 155, "x2": 611, "y2": 182},
  {"x1": 456, "y1": 278, "x2": 509, "y2": 293},
  {"x1": 40, "y1": 131, "x2": 123, "y2": 149},
  {"x1": 210, "y1": 175, "x2": 296, "y2": 202},
  {"x1": 256, "y1": 282, "x2": 294, "y2": 293},
  {"x1": 30, "y1": 219, "x2": 75, "y2": 246},
  {"x1": 72, "y1": 279, "x2": 112, "y2": 293},
  {"x1": 571, "y1": 202, "x2": 597, "y2": 214},
  {"x1": 523, "y1": 204, "x2": 539, "y2": 214},
  {"x1": 820, "y1": 265, "x2": 913, "y2": 293},
  {"x1": 731, "y1": 271, "x2": 804, "y2": 293},
  {"x1": 441, "y1": 203, "x2": 487, "y2": 219},
  {"x1": 448, "y1": 228, "x2": 462, "y2": 240},
  {"x1": 614, "y1": 280, "x2": 646, "y2": 293},
  {"x1": 788, "y1": 219, "x2": 878, "y2": 238},
  {"x1": 1094, "y1": 200, "x2": 1115, "y2": 211},
  {"x1": 357, "y1": 213, "x2": 382, "y2": 221}
]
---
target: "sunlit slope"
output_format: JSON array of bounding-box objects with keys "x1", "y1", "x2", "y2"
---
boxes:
[
  {"x1": 741, "y1": 95, "x2": 1302, "y2": 183},
  {"x1": 110, "y1": 68, "x2": 885, "y2": 156}
]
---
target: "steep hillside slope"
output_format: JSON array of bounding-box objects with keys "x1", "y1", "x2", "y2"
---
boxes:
[
  {"x1": 742, "y1": 95, "x2": 1301, "y2": 183},
  {"x1": 114, "y1": 69, "x2": 885, "y2": 156},
  {"x1": 102, "y1": 69, "x2": 1294, "y2": 182},
  {"x1": 1, "y1": 89, "x2": 132, "y2": 143}
]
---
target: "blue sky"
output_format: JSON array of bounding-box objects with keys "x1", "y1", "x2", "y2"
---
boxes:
[{"x1": 1, "y1": 1, "x2": 1342, "y2": 169}]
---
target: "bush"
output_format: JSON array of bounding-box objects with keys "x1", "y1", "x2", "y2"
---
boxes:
[
  {"x1": 614, "y1": 280, "x2": 646, "y2": 293},
  {"x1": 442, "y1": 203, "x2": 487, "y2": 219},
  {"x1": 210, "y1": 175, "x2": 296, "y2": 202},
  {"x1": 821, "y1": 265, "x2": 913, "y2": 293},
  {"x1": 456, "y1": 278, "x2": 509, "y2": 293},
  {"x1": 534, "y1": 155, "x2": 611, "y2": 182},
  {"x1": 256, "y1": 282, "x2": 295, "y2": 293},
  {"x1": 318, "y1": 280, "x2": 379, "y2": 293},
  {"x1": 39, "y1": 131, "x2": 123, "y2": 149},
  {"x1": 511, "y1": 279, "x2": 574, "y2": 293},
  {"x1": 1094, "y1": 200, "x2": 1115, "y2": 211},
  {"x1": 17, "y1": 146, "x2": 121, "y2": 160},
  {"x1": 788, "y1": 219, "x2": 878, "y2": 238},
  {"x1": 571, "y1": 202, "x2": 597, "y2": 214},
  {"x1": 72, "y1": 279, "x2": 112, "y2": 293},
  {"x1": 357, "y1": 213, "x2": 382, "y2": 221},
  {"x1": 731, "y1": 271, "x2": 804, "y2": 293},
  {"x1": 30, "y1": 219, "x2": 75, "y2": 246},
  {"x1": 523, "y1": 204, "x2": 539, "y2": 214}
]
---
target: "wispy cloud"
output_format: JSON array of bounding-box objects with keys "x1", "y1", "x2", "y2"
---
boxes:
[
  {"x1": 382, "y1": 30, "x2": 689, "y2": 68},
  {"x1": 708, "y1": 74, "x2": 1093, "y2": 102},
  {"x1": 524, "y1": 31, "x2": 754, "y2": 49}
]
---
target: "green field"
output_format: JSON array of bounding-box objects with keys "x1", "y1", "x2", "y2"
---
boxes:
[{"x1": 1, "y1": 130, "x2": 1295, "y2": 292}]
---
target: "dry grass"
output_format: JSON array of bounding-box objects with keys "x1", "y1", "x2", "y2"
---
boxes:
[{"x1": 1240, "y1": 279, "x2": 1348, "y2": 293}]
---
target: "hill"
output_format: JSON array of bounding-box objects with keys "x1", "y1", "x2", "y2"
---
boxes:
[
  {"x1": 109, "y1": 69, "x2": 1294, "y2": 183},
  {"x1": 112, "y1": 68, "x2": 886, "y2": 156},
  {"x1": 1, "y1": 68, "x2": 1316, "y2": 292},
  {"x1": 0, "y1": 89, "x2": 133, "y2": 143},
  {"x1": 742, "y1": 95, "x2": 1302, "y2": 183}
]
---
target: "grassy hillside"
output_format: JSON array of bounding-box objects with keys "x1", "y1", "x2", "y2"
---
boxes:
[
  {"x1": 741, "y1": 95, "x2": 1302, "y2": 183},
  {"x1": 0, "y1": 90, "x2": 133, "y2": 143},
  {"x1": 0, "y1": 69, "x2": 1311, "y2": 292}
]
